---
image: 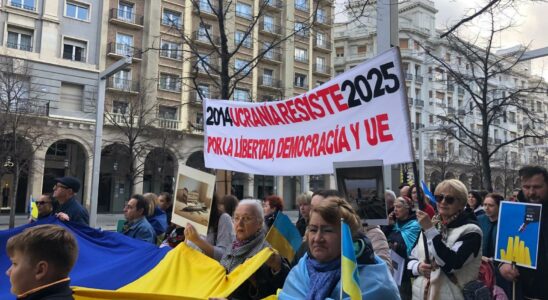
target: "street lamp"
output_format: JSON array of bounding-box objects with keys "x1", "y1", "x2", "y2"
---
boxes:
[
  {"x1": 89, "y1": 56, "x2": 132, "y2": 227},
  {"x1": 417, "y1": 125, "x2": 456, "y2": 184}
]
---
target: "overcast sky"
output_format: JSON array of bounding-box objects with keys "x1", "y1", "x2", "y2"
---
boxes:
[{"x1": 335, "y1": 0, "x2": 548, "y2": 79}]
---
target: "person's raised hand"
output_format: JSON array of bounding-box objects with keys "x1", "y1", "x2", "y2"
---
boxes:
[
  {"x1": 184, "y1": 223, "x2": 199, "y2": 243},
  {"x1": 416, "y1": 210, "x2": 433, "y2": 230}
]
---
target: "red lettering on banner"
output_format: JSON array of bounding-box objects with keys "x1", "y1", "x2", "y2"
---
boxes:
[
  {"x1": 306, "y1": 94, "x2": 325, "y2": 118},
  {"x1": 377, "y1": 113, "x2": 393, "y2": 142},
  {"x1": 269, "y1": 105, "x2": 285, "y2": 126},
  {"x1": 349, "y1": 122, "x2": 361, "y2": 150},
  {"x1": 256, "y1": 106, "x2": 273, "y2": 125},
  {"x1": 316, "y1": 87, "x2": 335, "y2": 115},
  {"x1": 276, "y1": 102, "x2": 296, "y2": 124},
  {"x1": 294, "y1": 97, "x2": 311, "y2": 122},
  {"x1": 327, "y1": 84, "x2": 349, "y2": 112}
]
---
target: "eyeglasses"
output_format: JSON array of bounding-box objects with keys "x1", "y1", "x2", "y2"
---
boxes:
[
  {"x1": 124, "y1": 204, "x2": 136, "y2": 210},
  {"x1": 35, "y1": 201, "x2": 51, "y2": 206},
  {"x1": 434, "y1": 193, "x2": 457, "y2": 205},
  {"x1": 53, "y1": 184, "x2": 69, "y2": 190},
  {"x1": 233, "y1": 215, "x2": 256, "y2": 224}
]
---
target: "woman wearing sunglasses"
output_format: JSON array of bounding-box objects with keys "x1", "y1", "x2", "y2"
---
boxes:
[{"x1": 407, "y1": 179, "x2": 483, "y2": 300}]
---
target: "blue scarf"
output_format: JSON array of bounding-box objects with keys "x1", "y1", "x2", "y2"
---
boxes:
[
  {"x1": 305, "y1": 256, "x2": 341, "y2": 300},
  {"x1": 393, "y1": 218, "x2": 421, "y2": 256}
]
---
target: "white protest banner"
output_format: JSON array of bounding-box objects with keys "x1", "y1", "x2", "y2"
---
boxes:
[{"x1": 203, "y1": 47, "x2": 413, "y2": 175}]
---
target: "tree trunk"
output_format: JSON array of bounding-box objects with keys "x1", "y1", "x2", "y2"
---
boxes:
[
  {"x1": 481, "y1": 153, "x2": 493, "y2": 192},
  {"x1": 8, "y1": 166, "x2": 19, "y2": 228}
]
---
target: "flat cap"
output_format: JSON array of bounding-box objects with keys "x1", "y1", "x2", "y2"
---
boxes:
[{"x1": 55, "y1": 176, "x2": 81, "y2": 193}]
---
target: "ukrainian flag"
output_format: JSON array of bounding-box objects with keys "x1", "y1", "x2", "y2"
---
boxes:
[
  {"x1": 265, "y1": 212, "x2": 302, "y2": 262},
  {"x1": 342, "y1": 221, "x2": 362, "y2": 300}
]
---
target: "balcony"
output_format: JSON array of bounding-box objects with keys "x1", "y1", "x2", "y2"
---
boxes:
[
  {"x1": 109, "y1": 8, "x2": 144, "y2": 28},
  {"x1": 314, "y1": 64, "x2": 330, "y2": 76},
  {"x1": 408, "y1": 97, "x2": 414, "y2": 106},
  {"x1": 258, "y1": 75, "x2": 282, "y2": 89},
  {"x1": 192, "y1": 31, "x2": 221, "y2": 46},
  {"x1": 189, "y1": 90, "x2": 220, "y2": 103},
  {"x1": 313, "y1": 39, "x2": 331, "y2": 52},
  {"x1": 495, "y1": 138, "x2": 502, "y2": 144},
  {"x1": 294, "y1": 32, "x2": 310, "y2": 42},
  {"x1": 257, "y1": 94, "x2": 280, "y2": 102},
  {"x1": 265, "y1": 0, "x2": 283, "y2": 10},
  {"x1": 259, "y1": 21, "x2": 282, "y2": 36},
  {"x1": 105, "y1": 113, "x2": 139, "y2": 126},
  {"x1": 261, "y1": 48, "x2": 282, "y2": 63},
  {"x1": 107, "y1": 42, "x2": 142, "y2": 60},
  {"x1": 294, "y1": 82, "x2": 309, "y2": 89},
  {"x1": 156, "y1": 118, "x2": 181, "y2": 130},
  {"x1": 189, "y1": 122, "x2": 204, "y2": 134},
  {"x1": 447, "y1": 83, "x2": 455, "y2": 92},
  {"x1": 415, "y1": 99, "x2": 424, "y2": 107},
  {"x1": 448, "y1": 107, "x2": 456, "y2": 115},
  {"x1": 194, "y1": 1, "x2": 218, "y2": 18},
  {"x1": 315, "y1": 14, "x2": 332, "y2": 27},
  {"x1": 405, "y1": 73, "x2": 413, "y2": 81},
  {"x1": 236, "y1": 10, "x2": 253, "y2": 20},
  {"x1": 106, "y1": 78, "x2": 140, "y2": 93},
  {"x1": 415, "y1": 75, "x2": 424, "y2": 83},
  {"x1": 458, "y1": 87, "x2": 465, "y2": 94},
  {"x1": 458, "y1": 109, "x2": 466, "y2": 116},
  {"x1": 294, "y1": 55, "x2": 308, "y2": 64},
  {"x1": 8, "y1": 0, "x2": 36, "y2": 11},
  {"x1": 6, "y1": 42, "x2": 32, "y2": 52}
]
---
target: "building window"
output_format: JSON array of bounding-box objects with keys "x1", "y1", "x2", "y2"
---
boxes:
[
  {"x1": 235, "y1": 2, "x2": 252, "y2": 19},
  {"x1": 357, "y1": 45, "x2": 367, "y2": 55},
  {"x1": 59, "y1": 82, "x2": 84, "y2": 112},
  {"x1": 7, "y1": 28, "x2": 33, "y2": 51},
  {"x1": 294, "y1": 22, "x2": 308, "y2": 37},
  {"x1": 262, "y1": 69, "x2": 273, "y2": 86},
  {"x1": 65, "y1": 1, "x2": 89, "y2": 20},
  {"x1": 315, "y1": 81, "x2": 324, "y2": 87},
  {"x1": 234, "y1": 88, "x2": 249, "y2": 101},
  {"x1": 197, "y1": 53, "x2": 211, "y2": 72},
  {"x1": 316, "y1": 8, "x2": 326, "y2": 23},
  {"x1": 315, "y1": 56, "x2": 326, "y2": 73},
  {"x1": 197, "y1": 84, "x2": 210, "y2": 99},
  {"x1": 195, "y1": 112, "x2": 204, "y2": 127},
  {"x1": 160, "y1": 40, "x2": 181, "y2": 59},
  {"x1": 115, "y1": 33, "x2": 133, "y2": 56},
  {"x1": 295, "y1": 0, "x2": 308, "y2": 11},
  {"x1": 113, "y1": 69, "x2": 131, "y2": 90},
  {"x1": 294, "y1": 73, "x2": 307, "y2": 88},
  {"x1": 199, "y1": 0, "x2": 214, "y2": 13},
  {"x1": 9, "y1": 0, "x2": 35, "y2": 11},
  {"x1": 399, "y1": 38, "x2": 408, "y2": 49},
  {"x1": 294, "y1": 48, "x2": 307, "y2": 62},
  {"x1": 118, "y1": 2, "x2": 134, "y2": 22},
  {"x1": 62, "y1": 38, "x2": 86, "y2": 62},
  {"x1": 113, "y1": 101, "x2": 128, "y2": 114},
  {"x1": 198, "y1": 23, "x2": 212, "y2": 41},
  {"x1": 235, "y1": 59, "x2": 251, "y2": 74},
  {"x1": 235, "y1": 31, "x2": 251, "y2": 48},
  {"x1": 162, "y1": 9, "x2": 182, "y2": 28},
  {"x1": 335, "y1": 47, "x2": 344, "y2": 58},
  {"x1": 159, "y1": 73, "x2": 181, "y2": 92},
  {"x1": 159, "y1": 106, "x2": 178, "y2": 120},
  {"x1": 316, "y1": 32, "x2": 326, "y2": 47}
]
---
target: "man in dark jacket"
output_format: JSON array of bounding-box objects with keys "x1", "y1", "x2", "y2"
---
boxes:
[
  {"x1": 53, "y1": 176, "x2": 89, "y2": 226},
  {"x1": 499, "y1": 165, "x2": 548, "y2": 299},
  {"x1": 6, "y1": 224, "x2": 78, "y2": 300}
]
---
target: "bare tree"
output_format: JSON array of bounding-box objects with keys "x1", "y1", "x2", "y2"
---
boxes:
[
  {"x1": 428, "y1": 134, "x2": 459, "y2": 181},
  {"x1": 422, "y1": 2, "x2": 547, "y2": 191},
  {"x1": 103, "y1": 79, "x2": 164, "y2": 193},
  {"x1": 0, "y1": 56, "x2": 49, "y2": 228}
]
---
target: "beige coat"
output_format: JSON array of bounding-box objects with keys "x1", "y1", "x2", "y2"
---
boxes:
[{"x1": 365, "y1": 225, "x2": 393, "y2": 272}]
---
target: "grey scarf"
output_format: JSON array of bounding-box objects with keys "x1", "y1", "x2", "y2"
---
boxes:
[{"x1": 220, "y1": 229, "x2": 268, "y2": 273}]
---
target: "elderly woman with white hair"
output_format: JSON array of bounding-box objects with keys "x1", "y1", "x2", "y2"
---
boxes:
[
  {"x1": 220, "y1": 199, "x2": 289, "y2": 299},
  {"x1": 408, "y1": 179, "x2": 483, "y2": 300}
]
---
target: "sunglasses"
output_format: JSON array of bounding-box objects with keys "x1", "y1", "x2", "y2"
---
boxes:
[
  {"x1": 35, "y1": 201, "x2": 51, "y2": 205},
  {"x1": 434, "y1": 193, "x2": 457, "y2": 205}
]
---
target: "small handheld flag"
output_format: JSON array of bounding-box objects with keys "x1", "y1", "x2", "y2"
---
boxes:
[
  {"x1": 341, "y1": 220, "x2": 362, "y2": 300},
  {"x1": 265, "y1": 212, "x2": 302, "y2": 262},
  {"x1": 29, "y1": 195, "x2": 38, "y2": 219},
  {"x1": 421, "y1": 180, "x2": 436, "y2": 206}
]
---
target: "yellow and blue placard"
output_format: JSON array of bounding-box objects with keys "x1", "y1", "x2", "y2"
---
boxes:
[
  {"x1": 341, "y1": 221, "x2": 362, "y2": 300},
  {"x1": 494, "y1": 201, "x2": 542, "y2": 269},
  {"x1": 265, "y1": 212, "x2": 302, "y2": 262}
]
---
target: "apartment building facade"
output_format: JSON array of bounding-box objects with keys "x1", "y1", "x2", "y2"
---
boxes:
[
  {"x1": 334, "y1": 0, "x2": 548, "y2": 194},
  {"x1": 0, "y1": 0, "x2": 335, "y2": 214}
]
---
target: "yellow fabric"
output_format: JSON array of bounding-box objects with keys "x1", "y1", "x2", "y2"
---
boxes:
[
  {"x1": 73, "y1": 243, "x2": 273, "y2": 300},
  {"x1": 266, "y1": 227, "x2": 295, "y2": 262},
  {"x1": 342, "y1": 256, "x2": 362, "y2": 300},
  {"x1": 31, "y1": 200, "x2": 38, "y2": 219}
]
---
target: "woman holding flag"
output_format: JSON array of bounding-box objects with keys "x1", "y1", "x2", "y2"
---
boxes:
[{"x1": 279, "y1": 196, "x2": 400, "y2": 299}]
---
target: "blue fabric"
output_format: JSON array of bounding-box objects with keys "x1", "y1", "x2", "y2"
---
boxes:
[
  {"x1": 393, "y1": 218, "x2": 421, "y2": 256},
  {"x1": 56, "y1": 196, "x2": 89, "y2": 226},
  {"x1": 305, "y1": 257, "x2": 341, "y2": 300},
  {"x1": 147, "y1": 206, "x2": 168, "y2": 236},
  {"x1": 421, "y1": 180, "x2": 436, "y2": 206},
  {"x1": 1, "y1": 217, "x2": 170, "y2": 300},
  {"x1": 279, "y1": 253, "x2": 401, "y2": 300},
  {"x1": 123, "y1": 217, "x2": 156, "y2": 244},
  {"x1": 477, "y1": 214, "x2": 497, "y2": 257}
]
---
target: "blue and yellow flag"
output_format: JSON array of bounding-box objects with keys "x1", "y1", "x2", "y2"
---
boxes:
[
  {"x1": 265, "y1": 212, "x2": 302, "y2": 262},
  {"x1": 421, "y1": 180, "x2": 436, "y2": 206},
  {"x1": 341, "y1": 221, "x2": 362, "y2": 300}
]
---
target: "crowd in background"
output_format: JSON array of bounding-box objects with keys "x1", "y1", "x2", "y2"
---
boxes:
[{"x1": 7, "y1": 165, "x2": 548, "y2": 300}]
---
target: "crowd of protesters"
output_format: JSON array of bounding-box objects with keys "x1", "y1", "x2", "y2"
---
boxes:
[{"x1": 6, "y1": 165, "x2": 548, "y2": 300}]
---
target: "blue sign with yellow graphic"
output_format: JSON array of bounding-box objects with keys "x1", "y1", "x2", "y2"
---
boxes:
[{"x1": 495, "y1": 201, "x2": 542, "y2": 269}]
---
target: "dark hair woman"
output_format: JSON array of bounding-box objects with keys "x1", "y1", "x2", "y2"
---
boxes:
[
  {"x1": 467, "y1": 190, "x2": 485, "y2": 217},
  {"x1": 263, "y1": 195, "x2": 284, "y2": 228}
]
